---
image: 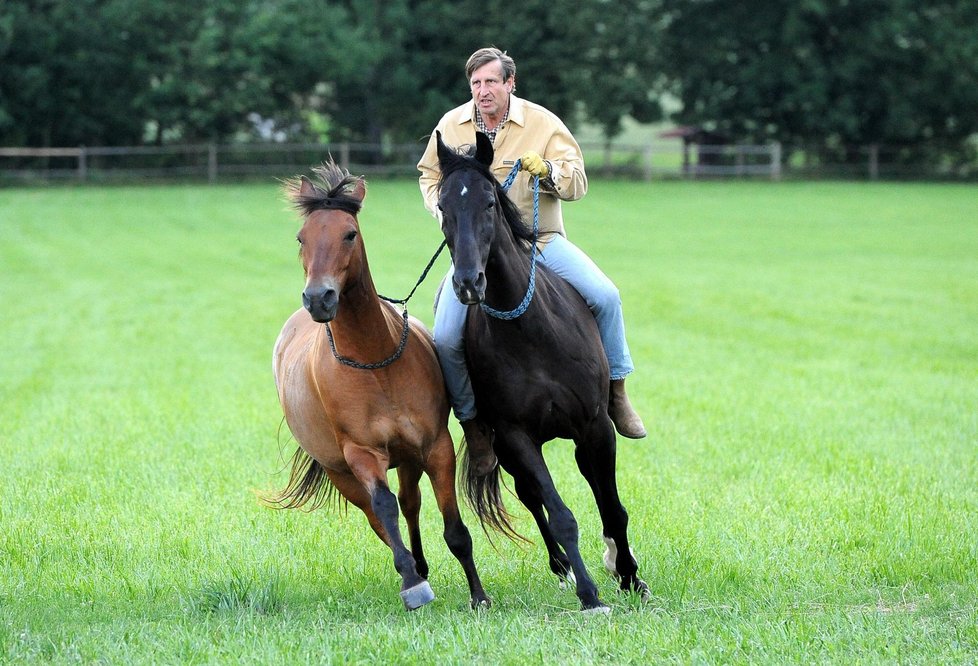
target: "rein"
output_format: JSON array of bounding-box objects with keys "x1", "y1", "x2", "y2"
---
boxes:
[
  {"x1": 325, "y1": 230, "x2": 447, "y2": 371},
  {"x1": 480, "y1": 160, "x2": 540, "y2": 320},
  {"x1": 324, "y1": 159, "x2": 539, "y2": 368}
]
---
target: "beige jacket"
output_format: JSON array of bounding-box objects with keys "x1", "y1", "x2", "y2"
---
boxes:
[{"x1": 417, "y1": 94, "x2": 587, "y2": 243}]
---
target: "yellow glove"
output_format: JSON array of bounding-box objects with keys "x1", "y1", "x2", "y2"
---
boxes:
[{"x1": 520, "y1": 151, "x2": 550, "y2": 178}]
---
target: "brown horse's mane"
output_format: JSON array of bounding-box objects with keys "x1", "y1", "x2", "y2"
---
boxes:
[
  {"x1": 437, "y1": 143, "x2": 533, "y2": 245},
  {"x1": 285, "y1": 160, "x2": 362, "y2": 217}
]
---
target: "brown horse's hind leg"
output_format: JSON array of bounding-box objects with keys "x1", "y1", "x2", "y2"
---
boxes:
[
  {"x1": 426, "y1": 432, "x2": 491, "y2": 608},
  {"x1": 396, "y1": 463, "x2": 428, "y2": 579},
  {"x1": 344, "y1": 446, "x2": 433, "y2": 610}
]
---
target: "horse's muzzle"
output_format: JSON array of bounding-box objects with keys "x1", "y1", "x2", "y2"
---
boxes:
[
  {"x1": 453, "y1": 272, "x2": 486, "y2": 305},
  {"x1": 302, "y1": 285, "x2": 339, "y2": 322}
]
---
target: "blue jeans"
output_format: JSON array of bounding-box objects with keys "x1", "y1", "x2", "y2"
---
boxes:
[{"x1": 433, "y1": 234, "x2": 634, "y2": 421}]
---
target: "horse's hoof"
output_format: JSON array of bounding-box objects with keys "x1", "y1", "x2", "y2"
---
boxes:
[
  {"x1": 400, "y1": 581, "x2": 435, "y2": 610},
  {"x1": 581, "y1": 603, "x2": 612, "y2": 615},
  {"x1": 633, "y1": 579, "x2": 652, "y2": 602},
  {"x1": 470, "y1": 596, "x2": 492, "y2": 610}
]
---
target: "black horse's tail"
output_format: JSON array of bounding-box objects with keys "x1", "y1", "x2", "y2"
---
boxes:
[
  {"x1": 460, "y1": 441, "x2": 529, "y2": 544},
  {"x1": 261, "y1": 447, "x2": 343, "y2": 511}
]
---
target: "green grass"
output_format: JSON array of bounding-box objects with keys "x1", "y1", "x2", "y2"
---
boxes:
[{"x1": 1, "y1": 180, "x2": 977, "y2": 663}]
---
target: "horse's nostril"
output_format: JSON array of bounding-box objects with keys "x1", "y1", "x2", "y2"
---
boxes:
[{"x1": 304, "y1": 287, "x2": 337, "y2": 306}]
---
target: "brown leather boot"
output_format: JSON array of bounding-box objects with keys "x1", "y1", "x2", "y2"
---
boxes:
[
  {"x1": 609, "y1": 379, "x2": 647, "y2": 439},
  {"x1": 460, "y1": 418, "x2": 497, "y2": 475}
]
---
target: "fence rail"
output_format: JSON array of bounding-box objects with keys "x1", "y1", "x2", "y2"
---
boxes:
[{"x1": 0, "y1": 140, "x2": 971, "y2": 183}]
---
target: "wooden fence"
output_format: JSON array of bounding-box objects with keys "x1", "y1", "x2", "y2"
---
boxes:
[
  {"x1": 0, "y1": 141, "x2": 783, "y2": 183},
  {"x1": 1, "y1": 140, "x2": 970, "y2": 183}
]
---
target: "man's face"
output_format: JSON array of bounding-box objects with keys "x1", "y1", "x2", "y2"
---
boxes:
[{"x1": 469, "y1": 61, "x2": 513, "y2": 122}]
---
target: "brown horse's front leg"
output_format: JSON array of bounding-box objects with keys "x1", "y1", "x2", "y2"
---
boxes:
[
  {"x1": 345, "y1": 446, "x2": 433, "y2": 610},
  {"x1": 426, "y1": 431, "x2": 491, "y2": 608},
  {"x1": 324, "y1": 468, "x2": 390, "y2": 545},
  {"x1": 396, "y1": 464, "x2": 428, "y2": 580}
]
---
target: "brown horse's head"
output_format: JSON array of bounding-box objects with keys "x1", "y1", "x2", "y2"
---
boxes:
[{"x1": 285, "y1": 163, "x2": 367, "y2": 323}]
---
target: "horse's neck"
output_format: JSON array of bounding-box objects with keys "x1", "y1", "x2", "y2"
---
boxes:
[
  {"x1": 485, "y1": 214, "x2": 533, "y2": 307},
  {"x1": 326, "y1": 262, "x2": 393, "y2": 348}
]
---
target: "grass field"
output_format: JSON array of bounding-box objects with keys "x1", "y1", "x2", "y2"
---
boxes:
[{"x1": 1, "y1": 179, "x2": 976, "y2": 663}]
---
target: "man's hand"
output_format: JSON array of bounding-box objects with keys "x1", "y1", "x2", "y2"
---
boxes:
[{"x1": 520, "y1": 151, "x2": 550, "y2": 178}]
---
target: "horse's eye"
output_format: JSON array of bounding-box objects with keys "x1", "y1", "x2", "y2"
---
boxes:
[
  {"x1": 296, "y1": 235, "x2": 304, "y2": 245},
  {"x1": 344, "y1": 230, "x2": 358, "y2": 242},
  {"x1": 436, "y1": 203, "x2": 444, "y2": 212}
]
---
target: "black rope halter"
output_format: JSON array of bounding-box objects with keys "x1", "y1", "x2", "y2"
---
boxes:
[{"x1": 324, "y1": 240, "x2": 447, "y2": 370}]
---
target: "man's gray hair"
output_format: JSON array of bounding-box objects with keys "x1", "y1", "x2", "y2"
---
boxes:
[{"x1": 465, "y1": 47, "x2": 516, "y2": 82}]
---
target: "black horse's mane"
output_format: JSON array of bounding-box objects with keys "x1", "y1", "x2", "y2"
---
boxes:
[
  {"x1": 285, "y1": 160, "x2": 363, "y2": 217},
  {"x1": 437, "y1": 144, "x2": 534, "y2": 245}
]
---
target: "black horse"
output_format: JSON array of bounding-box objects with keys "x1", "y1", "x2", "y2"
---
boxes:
[{"x1": 435, "y1": 131, "x2": 648, "y2": 611}]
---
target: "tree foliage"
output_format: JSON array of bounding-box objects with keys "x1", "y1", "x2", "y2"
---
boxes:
[
  {"x1": 1, "y1": 0, "x2": 976, "y2": 167},
  {"x1": 655, "y1": 0, "x2": 978, "y2": 155}
]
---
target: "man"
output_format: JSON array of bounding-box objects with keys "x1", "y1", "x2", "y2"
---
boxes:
[{"x1": 417, "y1": 47, "x2": 646, "y2": 475}]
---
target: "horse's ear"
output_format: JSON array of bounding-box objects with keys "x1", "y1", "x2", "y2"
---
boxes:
[
  {"x1": 350, "y1": 177, "x2": 366, "y2": 203},
  {"x1": 474, "y1": 131, "x2": 494, "y2": 167},
  {"x1": 435, "y1": 130, "x2": 452, "y2": 166},
  {"x1": 299, "y1": 175, "x2": 315, "y2": 198}
]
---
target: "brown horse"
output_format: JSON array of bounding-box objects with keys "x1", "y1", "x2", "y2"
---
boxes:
[{"x1": 269, "y1": 161, "x2": 489, "y2": 610}]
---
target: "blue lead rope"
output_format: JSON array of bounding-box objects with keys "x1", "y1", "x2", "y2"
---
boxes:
[{"x1": 480, "y1": 160, "x2": 540, "y2": 320}]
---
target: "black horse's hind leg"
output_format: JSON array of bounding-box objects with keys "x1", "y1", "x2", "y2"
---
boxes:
[
  {"x1": 574, "y1": 418, "x2": 649, "y2": 598},
  {"x1": 507, "y1": 462, "x2": 572, "y2": 583},
  {"x1": 397, "y1": 464, "x2": 429, "y2": 580},
  {"x1": 504, "y1": 433, "x2": 606, "y2": 611}
]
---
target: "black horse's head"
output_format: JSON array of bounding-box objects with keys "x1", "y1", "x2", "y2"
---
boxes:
[{"x1": 435, "y1": 131, "x2": 530, "y2": 305}]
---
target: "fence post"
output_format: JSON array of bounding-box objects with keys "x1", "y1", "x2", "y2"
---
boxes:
[
  {"x1": 208, "y1": 144, "x2": 218, "y2": 183},
  {"x1": 78, "y1": 146, "x2": 87, "y2": 182},
  {"x1": 770, "y1": 142, "x2": 782, "y2": 180},
  {"x1": 643, "y1": 145, "x2": 653, "y2": 182},
  {"x1": 340, "y1": 143, "x2": 350, "y2": 171},
  {"x1": 868, "y1": 144, "x2": 879, "y2": 181}
]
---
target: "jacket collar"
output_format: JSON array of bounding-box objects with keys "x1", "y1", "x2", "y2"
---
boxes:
[{"x1": 456, "y1": 94, "x2": 526, "y2": 127}]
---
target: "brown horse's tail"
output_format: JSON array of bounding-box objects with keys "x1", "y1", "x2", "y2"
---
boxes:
[
  {"x1": 460, "y1": 442, "x2": 529, "y2": 544},
  {"x1": 261, "y1": 447, "x2": 342, "y2": 511}
]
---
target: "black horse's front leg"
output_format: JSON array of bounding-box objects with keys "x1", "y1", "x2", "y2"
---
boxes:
[
  {"x1": 506, "y1": 437, "x2": 607, "y2": 612},
  {"x1": 510, "y1": 468, "x2": 573, "y2": 583}
]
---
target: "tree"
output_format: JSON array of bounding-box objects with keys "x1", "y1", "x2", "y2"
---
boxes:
[
  {"x1": 404, "y1": 0, "x2": 665, "y2": 142},
  {"x1": 655, "y1": 0, "x2": 978, "y2": 160},
  {"x1": 573, "y1": 1, "x2": 666, "y2": 140},
  {"x1": 0, "y1": 0, "x2": 152, "y2": 146},
  {"x1": 4, "y1": 0, "x2": 975, "y2": 165}
]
